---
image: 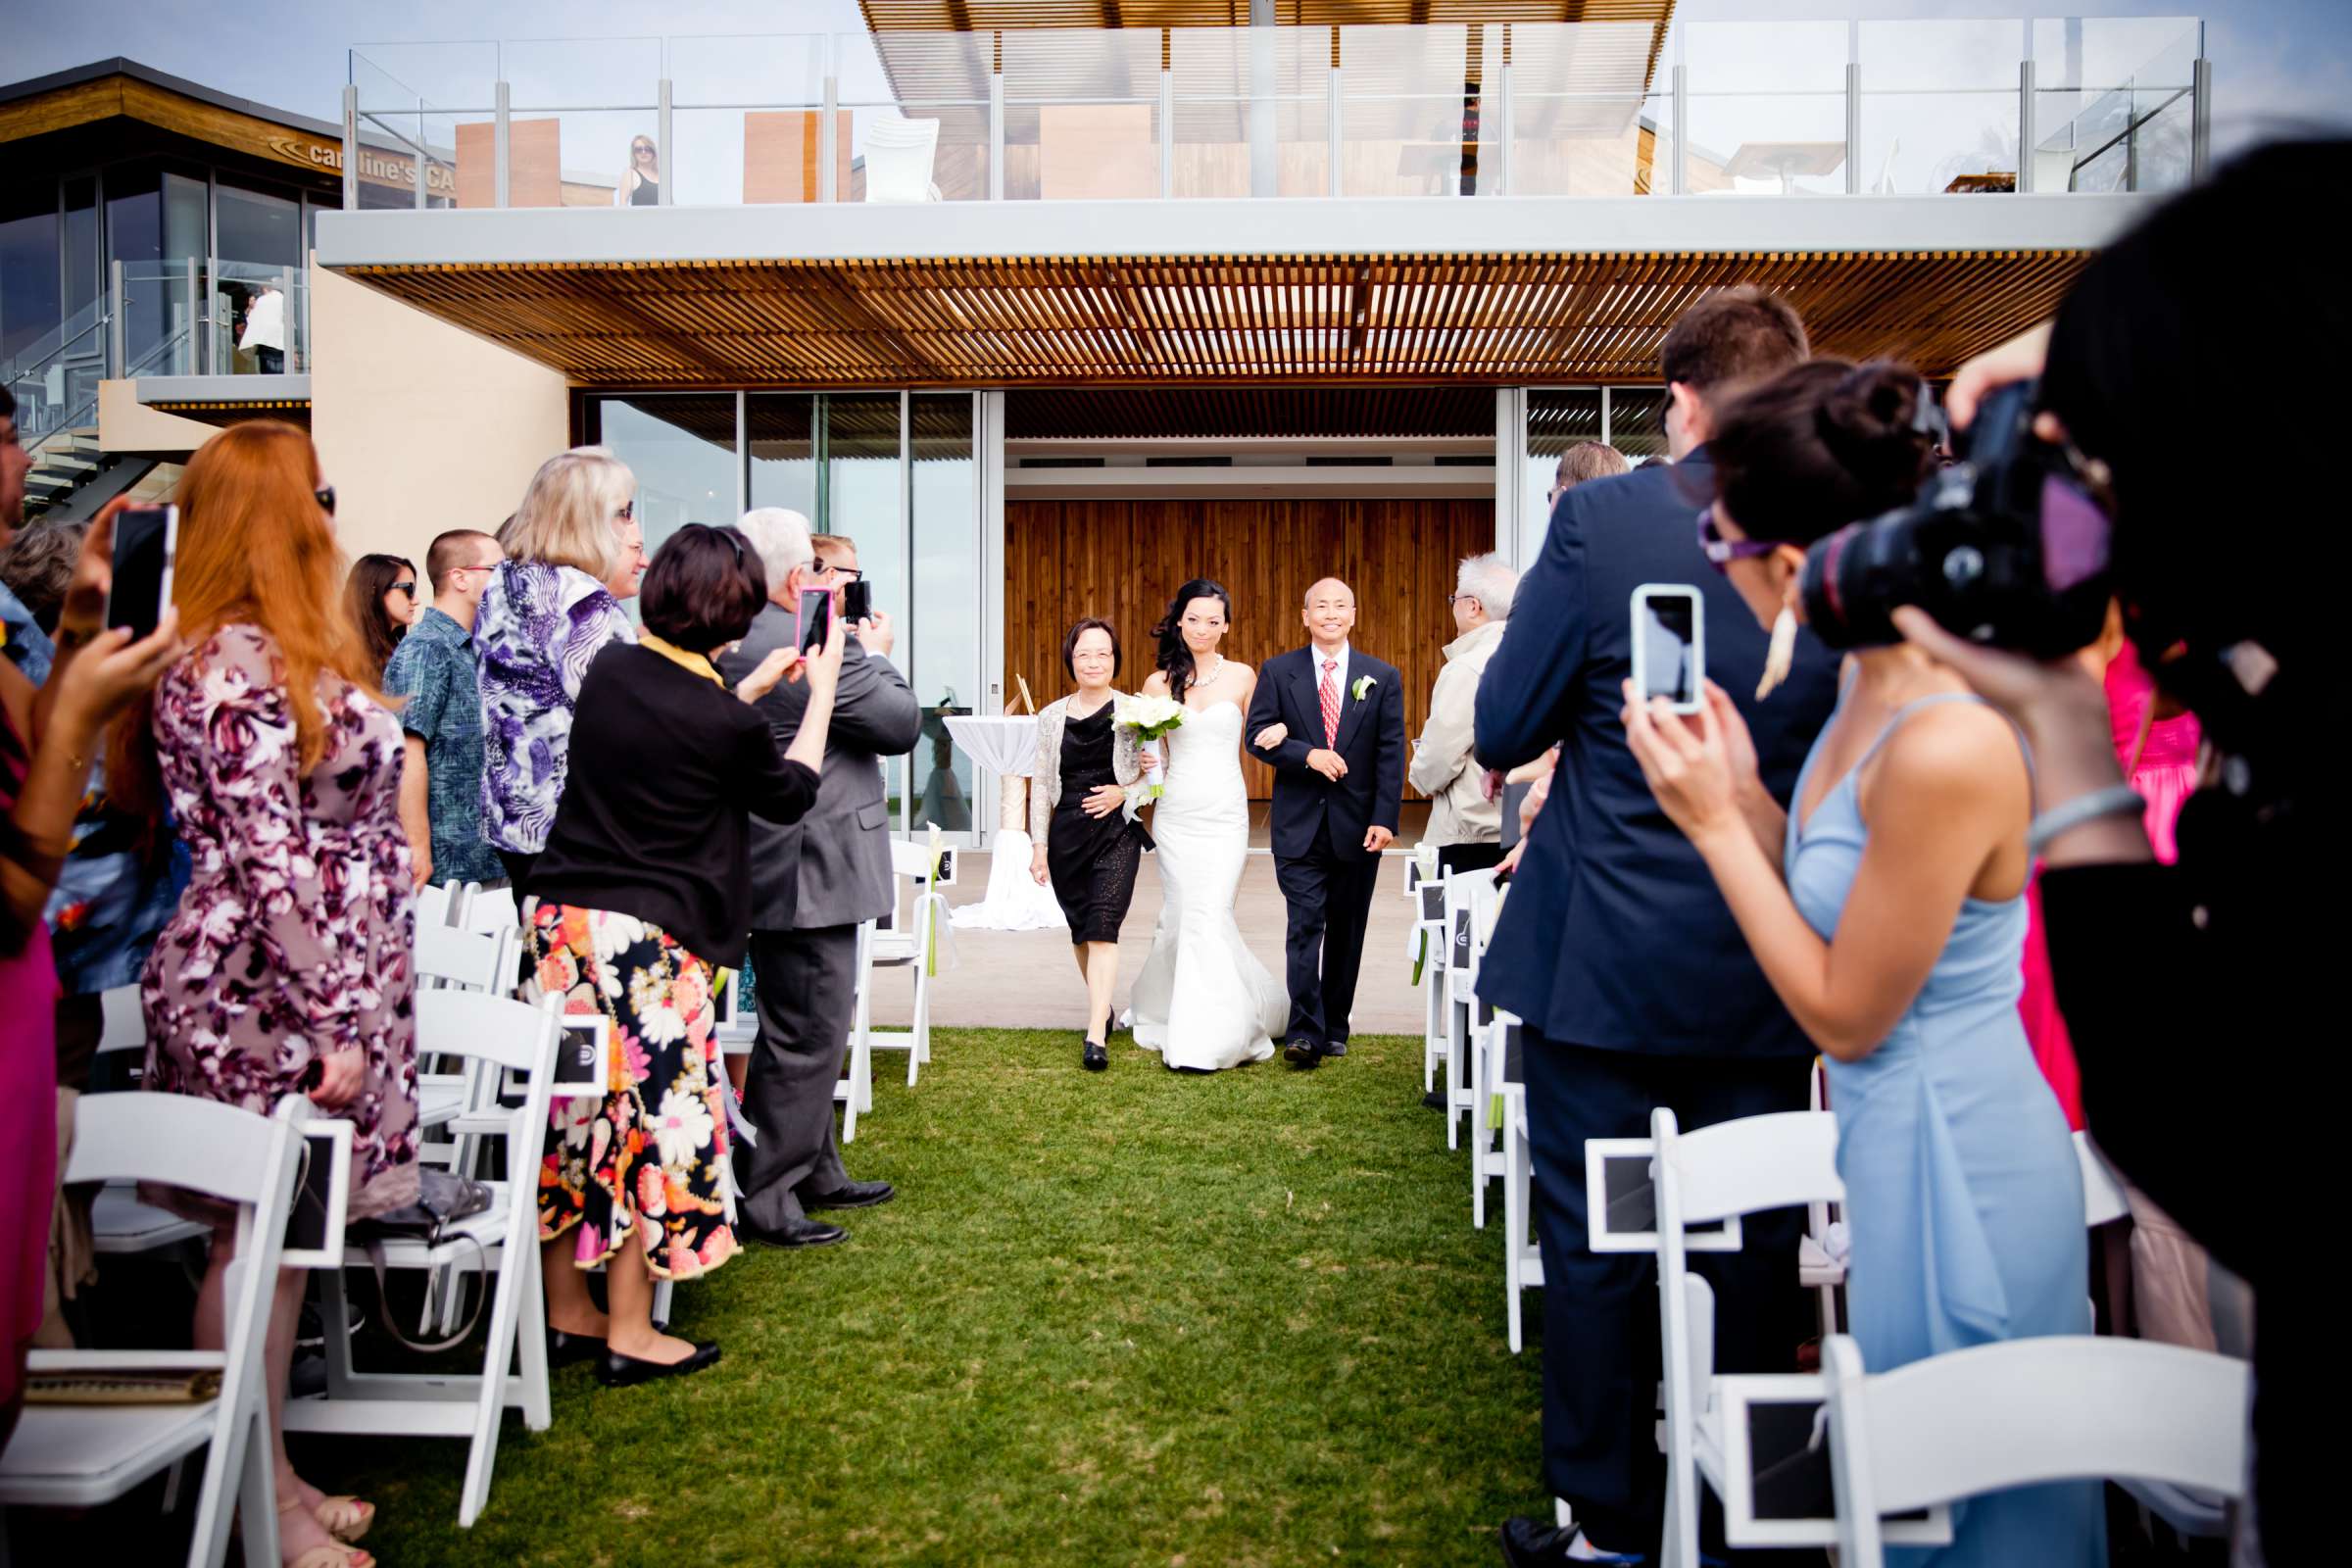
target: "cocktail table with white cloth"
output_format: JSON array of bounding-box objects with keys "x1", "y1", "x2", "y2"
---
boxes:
[{"x1": 943, "y1": 714, "x2": 1068, "y2": 932}]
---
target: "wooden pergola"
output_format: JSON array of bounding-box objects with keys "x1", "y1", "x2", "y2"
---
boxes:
[{"x1": 340, "y1": 246, "x2": 2086, "y2": 390}]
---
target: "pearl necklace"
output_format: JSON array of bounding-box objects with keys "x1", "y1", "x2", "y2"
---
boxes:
[{"x1": 1195, "y1": 654, "x2": 1224, "y2": 686}]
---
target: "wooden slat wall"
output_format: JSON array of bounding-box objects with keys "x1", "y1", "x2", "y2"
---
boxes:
[{"x1": 1005, "y1": 496, "x2": 1494, "y2": 800}]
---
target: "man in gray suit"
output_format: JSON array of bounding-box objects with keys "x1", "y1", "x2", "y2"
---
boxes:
[{"x1": 722, "y1": 509, "x2": 923, "y2": 1247}]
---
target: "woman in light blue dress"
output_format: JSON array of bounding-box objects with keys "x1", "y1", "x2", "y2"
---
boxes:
[{"x1": 1622, "y1": 361, "x2": 2102, "y2": 1565}]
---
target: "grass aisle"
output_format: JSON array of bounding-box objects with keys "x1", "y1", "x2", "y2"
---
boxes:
[{"x1": 322, "y1": 1029, "x2": 1548, "y2": 1566}]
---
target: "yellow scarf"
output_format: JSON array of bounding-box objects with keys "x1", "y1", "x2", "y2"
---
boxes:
[{"x1": 637, "y1": 630, "x2": 724, "y2": 689}]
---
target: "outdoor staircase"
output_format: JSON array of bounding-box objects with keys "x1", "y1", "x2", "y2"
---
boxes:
[{"x1": 23, "y1": 428, "x2": 151, "y2": 523}]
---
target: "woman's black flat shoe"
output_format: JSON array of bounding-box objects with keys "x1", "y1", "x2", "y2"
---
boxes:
[
  {"x1": 547, "y1": 1329, "x2": 605, "y2": 1368},
  {"x1": 597, "y1": 1339, "x2": 721, "y2": 1388},
  {"x1": 1083, "y1": 1041, "x2": 1109, "y2": 1072}
]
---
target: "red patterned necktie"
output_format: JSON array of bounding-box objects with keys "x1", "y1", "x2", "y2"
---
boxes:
[{"x1": 1319, "y1": 658, "x2": 1342, "y2": 748}]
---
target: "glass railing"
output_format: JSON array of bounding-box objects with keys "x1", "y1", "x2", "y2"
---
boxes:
[{"x1": 345, "y1": 17, "x2": 2204, "y2": 214}]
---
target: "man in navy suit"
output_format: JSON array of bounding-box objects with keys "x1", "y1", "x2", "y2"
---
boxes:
[
  {"x1": 1477, "y1": 290, "x2": 1841, "y2": 1564},
  {"x1": 1246, "y1": 577, "x2": 1406, "y2": 1068}
]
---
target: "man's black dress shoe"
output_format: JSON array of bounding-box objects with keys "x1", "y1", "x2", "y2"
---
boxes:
[
  {"x1": 597, "y1": 1339, "x2": 721, "y2": 1388},
  {"x1": 1497, "y1": 1516, "x2": 1647, "y2": 1565},
  {"x1": 1323, "y1": 1040, "x2": 1348, "y2": 1057},
  {"x1": 1422, "y1": 1087, "x2": 1447, "y2": 1109},
  {"x1": 743, "y1": 1216, "x2": 848, "y2": 1247},
  {"x1": 1282, "y1": 1036, "x2": 1324, "y2": 1067},
  {"x1": 801, "y1": 1179, "x2": 894, "y2": 1210},
  {"x1": 1083, "y1": 1040, "x2": 1108, "y2": 1071}
]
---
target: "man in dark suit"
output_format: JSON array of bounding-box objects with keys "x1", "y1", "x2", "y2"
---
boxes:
[
  {"x1": 721, "y1": 511, "x2": 923, "y2": 1249},
  {"x1": 1245, "y1": 577, "x2": 1406, "y2": 1068},
  {"x1": 1476, "y1": 290, "x2": 1841, "y2": 1564}
]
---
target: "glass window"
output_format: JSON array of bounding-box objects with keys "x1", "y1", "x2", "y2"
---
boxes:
[
  {"x1": 582, "y1": 394, "x2": 742, "y2": 561},
  {"x1": 1523, "y1": 389, "x2": 1602, "y2": 561},
  {"x1": 0, "y1": 182, "x2": 61, "y2": 366},
  {"x1": 909, "y1": 394, "x2": 978, "y2": 834},
  {"x1": 63, "y1": 178, "x2": 99, "y2": 318}
]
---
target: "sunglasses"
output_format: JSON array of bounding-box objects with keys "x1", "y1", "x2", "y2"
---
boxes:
[
  {"x1": 392, "y1": 580, "x2": 417, "y2": 598},
  {"x1": 1696, "y1": 508, "x2": 1779, "y2": 574},
  {"x1": 633, "y1": 144, "x2": 656, "y2": 156},
  {"x1": 315, "y1": 484, "x2": 336, "y2": 516}
]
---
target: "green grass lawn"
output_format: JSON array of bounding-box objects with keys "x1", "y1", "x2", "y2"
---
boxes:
[{"x1": 315, "y1": 1029, "x2": 1548, "y2": 1566}]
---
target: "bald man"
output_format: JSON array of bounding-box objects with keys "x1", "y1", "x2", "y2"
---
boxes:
[{"x1": 1244, "y1": 577, "x2": 1406, "y2": 1066}]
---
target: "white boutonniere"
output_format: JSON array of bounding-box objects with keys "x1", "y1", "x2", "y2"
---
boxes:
[{"x1": 1351, "y1": 675, "x2": 1377, "y2": 702}]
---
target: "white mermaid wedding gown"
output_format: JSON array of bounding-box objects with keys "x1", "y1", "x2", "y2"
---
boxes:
[{"x1": 1130, "y1": 702, "x2": 1289, "y2": 1070}]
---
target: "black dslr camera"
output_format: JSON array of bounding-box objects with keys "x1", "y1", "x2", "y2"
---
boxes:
[{"x1": 1797, "y1": 381, "x2": 2115, "y2": 659}]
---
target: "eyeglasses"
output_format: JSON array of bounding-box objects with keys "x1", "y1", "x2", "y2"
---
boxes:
[
  {"x1": 633, "y1": 144, "x2": 656, "y2": 157},
  {"x1": 315, "y1": 484, "x2": 336, "y2": 516},
  {"x1": 391, "y1": 581, "x2": 417, "y2": 598},
  {"x1": 1696, "y1": 509, "x2": 1779, "y2": 574},
  {"x1": 1446, "y1": 593, "x2": 1481, "y2": 608}
]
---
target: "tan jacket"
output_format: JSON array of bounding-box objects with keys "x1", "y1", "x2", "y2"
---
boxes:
[
  {"x1": 1409, "y1": 617, "x2": 1508, "y2": 846},
  {"x1": 1029, "y1": 693, "x2": 1145, "y2": 847}
]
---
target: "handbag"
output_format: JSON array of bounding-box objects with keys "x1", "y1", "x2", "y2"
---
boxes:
[{"x1": 345, "y1": 1164, "x2": 497, "y2": 1352}]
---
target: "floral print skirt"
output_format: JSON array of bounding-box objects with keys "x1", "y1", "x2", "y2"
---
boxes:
[{"x1": 529, "y1": 904, "x2": 737, "y2": 1282}]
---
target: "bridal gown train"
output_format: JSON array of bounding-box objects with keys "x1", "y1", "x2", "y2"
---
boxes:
[{"x1": 1130, "y1": 702, "x2": 1289, "y2": 1071}]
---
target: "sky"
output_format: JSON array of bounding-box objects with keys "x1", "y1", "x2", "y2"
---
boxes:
[{"x1": 2, "y1": 0, "x2": 2343, "y2": 169}]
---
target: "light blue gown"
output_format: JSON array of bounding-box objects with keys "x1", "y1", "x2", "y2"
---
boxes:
[{"x1": 1785, "y1": 690, "x2": 2104, "y2": 1566}]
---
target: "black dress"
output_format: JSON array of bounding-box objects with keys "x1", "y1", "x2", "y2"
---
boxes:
[{"x1": 1047, "y1": 704, "x2": 1144, "y2": 945}]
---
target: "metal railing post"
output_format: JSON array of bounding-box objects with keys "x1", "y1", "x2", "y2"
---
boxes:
[
  {"x1": 415, "y1": 108, "x2": 429, "y2": 211},
  {"x1": 1249, "y1": 21, "x2": 1278, "y2": 198},
  {"x1": 1327, "y1": 66, "x2": 1343, "y2": 198},
  {"x1": 1494, "y1": 59, "x2": 1512, "y2": 197},
  {"x1": 1670, "y1": 64, "x2": 1688, "y2": 194},
  {"x1": 658, "y1": 77, "x2": 674, "y2": 205},
  {"x1": 1159, "y1": 67, "x2": 1174, "y2": 199},
  {"x1": 2017, "y1": 60, "x2": 2036, "y2": 191},
  {"x1": 494, "y1": 81, "x2": 512, "y2": 208},
  {"x1": 107, "y1": 260, "x2": 124, "y2": 378},
  {"x1": 1844, "y1": 61, "x2": 1861, "y2": 194},
  {"x1": 187, "y1": 255, "x2": 204, "y2": 374},
  {"x1": 280, "y1": 265, "x2": 296, "y2": 373},
  {"x1": 2191, "y1": 48, "x2": 2212, "y2": 181},
  {"x1": 820, "y1": 41, "x2": 840, "y2": 204},
  {"x1": 341, "y1": 84, "x2": 359, "y2": 210},
  {"x1": 988, "y1": 67, "x2": 1004, "y2": 201}
]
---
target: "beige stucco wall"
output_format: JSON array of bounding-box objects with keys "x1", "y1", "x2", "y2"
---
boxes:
[
  {"x1": 308, "y1": 258, "x2": 568, "y2": 571},
  {"x1": 96, "y1": 383, "x2": 222, "y2": 456}
]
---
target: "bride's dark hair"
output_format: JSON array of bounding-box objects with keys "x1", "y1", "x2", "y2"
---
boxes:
[{"x1": 1152, "y1": 578, "x2": 1233, "y2": 706}]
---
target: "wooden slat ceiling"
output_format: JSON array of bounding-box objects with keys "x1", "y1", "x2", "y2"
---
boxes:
[{"x1": 345, "y1": 249, "x2": 2089, "y2": 390}]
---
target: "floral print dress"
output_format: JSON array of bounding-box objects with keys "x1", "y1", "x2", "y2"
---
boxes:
[
  {"x1": 141, "y1": 624, "x2": 420, "y2": 1221},
  {"x1": 474, "y1": 561, "x2": 635, "y2": 856},
  {"x1": 531, "y1": 904, "x2": 735, "y2": 1281}
]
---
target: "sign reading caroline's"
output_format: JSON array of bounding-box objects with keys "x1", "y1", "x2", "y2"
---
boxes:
[{"x1": 266, "y1": 132, "x2": 455, "y2": 195}]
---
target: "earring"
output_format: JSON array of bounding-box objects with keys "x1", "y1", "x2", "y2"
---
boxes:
[{"x1": 1756, "y1": 608, "x2": 1798, "y2": 701}]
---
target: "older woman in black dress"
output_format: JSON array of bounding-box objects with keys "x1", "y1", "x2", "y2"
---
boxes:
[{"x1": 1029, "y1": 617, "x2": 1147, "y2": 1071}]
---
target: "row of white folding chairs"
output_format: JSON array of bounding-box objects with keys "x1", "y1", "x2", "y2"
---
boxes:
[
  {"x1": 834, "y1": 837, "x2": 954, "y2": 1143},
  {"x1": 1606, "y1": 1102, "x2": 2230, "y2": 1568}
]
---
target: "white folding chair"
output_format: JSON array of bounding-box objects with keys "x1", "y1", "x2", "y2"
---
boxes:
[
  {"x1": 1795, "y1": 1059, "x2": 1845, "y2": 1334},
  {"x1": 457, "y1": 882, "x2": 521, "y2": 943},
  {"x1": 860, "y1": 838, "x2": 955, "y2": 1092},
  {"x1": 1820, "y1": 1333, "x2": 2248, "y2": 1568},
  {"x1": 1411, "y1": 872, "x2": 1448, "y2": 1097},
  {"x1": 0, "y1": 1096, "x2": 302, "y2": 1568},
  {"x1": 1465, "y1": 873, "x2": 1509, "y2": 1228},
  {"x1": 1588, "y1": 1104, "x2": 1861, "y2": 1568},
  {"x1": 1493, "y1": 1009, "x2": 1545, "y2": 1353},
  {"x1": 837, "y1": 921, "x2": 879, "y2": 1143},
  {"x1": 1438, "y1": 867, "x2": 1496, "y2": 1151},
  {"x1": 861, "y1": 116, "x2": 943, "y2": 203},
  {"x1": 284, "y1": 991, "x2": 564, "y2": 1528},
  {"x1": 85, "y1": 985, "x2": 213, "y2": 1261}
]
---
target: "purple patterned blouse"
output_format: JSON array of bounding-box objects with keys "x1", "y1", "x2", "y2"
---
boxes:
[{"x1": 473, "y1": 560, "x2": 636, "y2": 856}]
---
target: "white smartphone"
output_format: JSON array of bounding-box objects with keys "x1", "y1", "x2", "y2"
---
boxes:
[
  {"x1": 105, "y1": 504, "x2": 178, "y2": 644},
  {"x1": 1630, "y1": 583, "x2": 1705, "y2": 716}
]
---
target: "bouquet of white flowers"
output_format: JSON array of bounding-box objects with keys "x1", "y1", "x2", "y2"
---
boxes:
[{"x1": 1113, "y1": 693, "x2": 1186, "y2": 800}]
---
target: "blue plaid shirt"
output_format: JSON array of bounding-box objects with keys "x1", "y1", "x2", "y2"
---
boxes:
[{"x1": 382, "y1": 606, "x2": 503, "y2": 885}]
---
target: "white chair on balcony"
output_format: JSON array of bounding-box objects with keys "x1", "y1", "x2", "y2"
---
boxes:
[
  {"x1": 0, "y1": 1095, "x2": 302, "y2": 1568},
  {"x1": 863, "y1": 117, "x2": 943, "y2": 204}
]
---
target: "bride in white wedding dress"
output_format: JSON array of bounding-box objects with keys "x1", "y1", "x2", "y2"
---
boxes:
[{"x1": 1128, "y1": 579, "x2": 1289, "y2": 1071}]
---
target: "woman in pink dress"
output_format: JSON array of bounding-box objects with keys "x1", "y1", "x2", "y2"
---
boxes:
[{"x1": 0, "y1": 468, "x2": 184, "y2": 1456}]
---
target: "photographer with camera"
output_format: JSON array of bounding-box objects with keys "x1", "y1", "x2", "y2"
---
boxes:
[
  {"x1": 1875, "y1": 143, "x2": 2328, "y2": 1557},
  {"x1": 1622, "y1": 359, "x2": 2102, "y2": 1563}
]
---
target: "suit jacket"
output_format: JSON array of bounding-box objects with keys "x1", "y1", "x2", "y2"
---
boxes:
[
  {"x1": 1245, "y1": 646, "x2": 1406, "y2": 862},
  {"x1": 1027, "y1": 693, "x2": 1145, "y2": 846},
  {"x1": 717, "y1": 602, "x2": 923, "y2": 932},
  {"x1": 1472, "y1": 449, "x2": 1840, "y2": 1057}
]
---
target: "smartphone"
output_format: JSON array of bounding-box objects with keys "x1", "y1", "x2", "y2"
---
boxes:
[
  {"x1": 797, "y1": 587, "x2": 832, "y2": 653},
  {"x1": 105, "y1": 505, "x2": 178, "y2": 644},
  {"x1": 841, "y1": 578, "x2": 873, "y2": 625},
  {"x1": 1630, "y1": 583, "x2": 1705, "y2": 715}
]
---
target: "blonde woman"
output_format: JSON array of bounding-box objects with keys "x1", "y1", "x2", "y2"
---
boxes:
[
  {"x1": 473, "y1": 447, "x2": 646, "y2": 894},
  {"x1": 1028, "y1": 617, "x2": 1147, "y2": 1070}
]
